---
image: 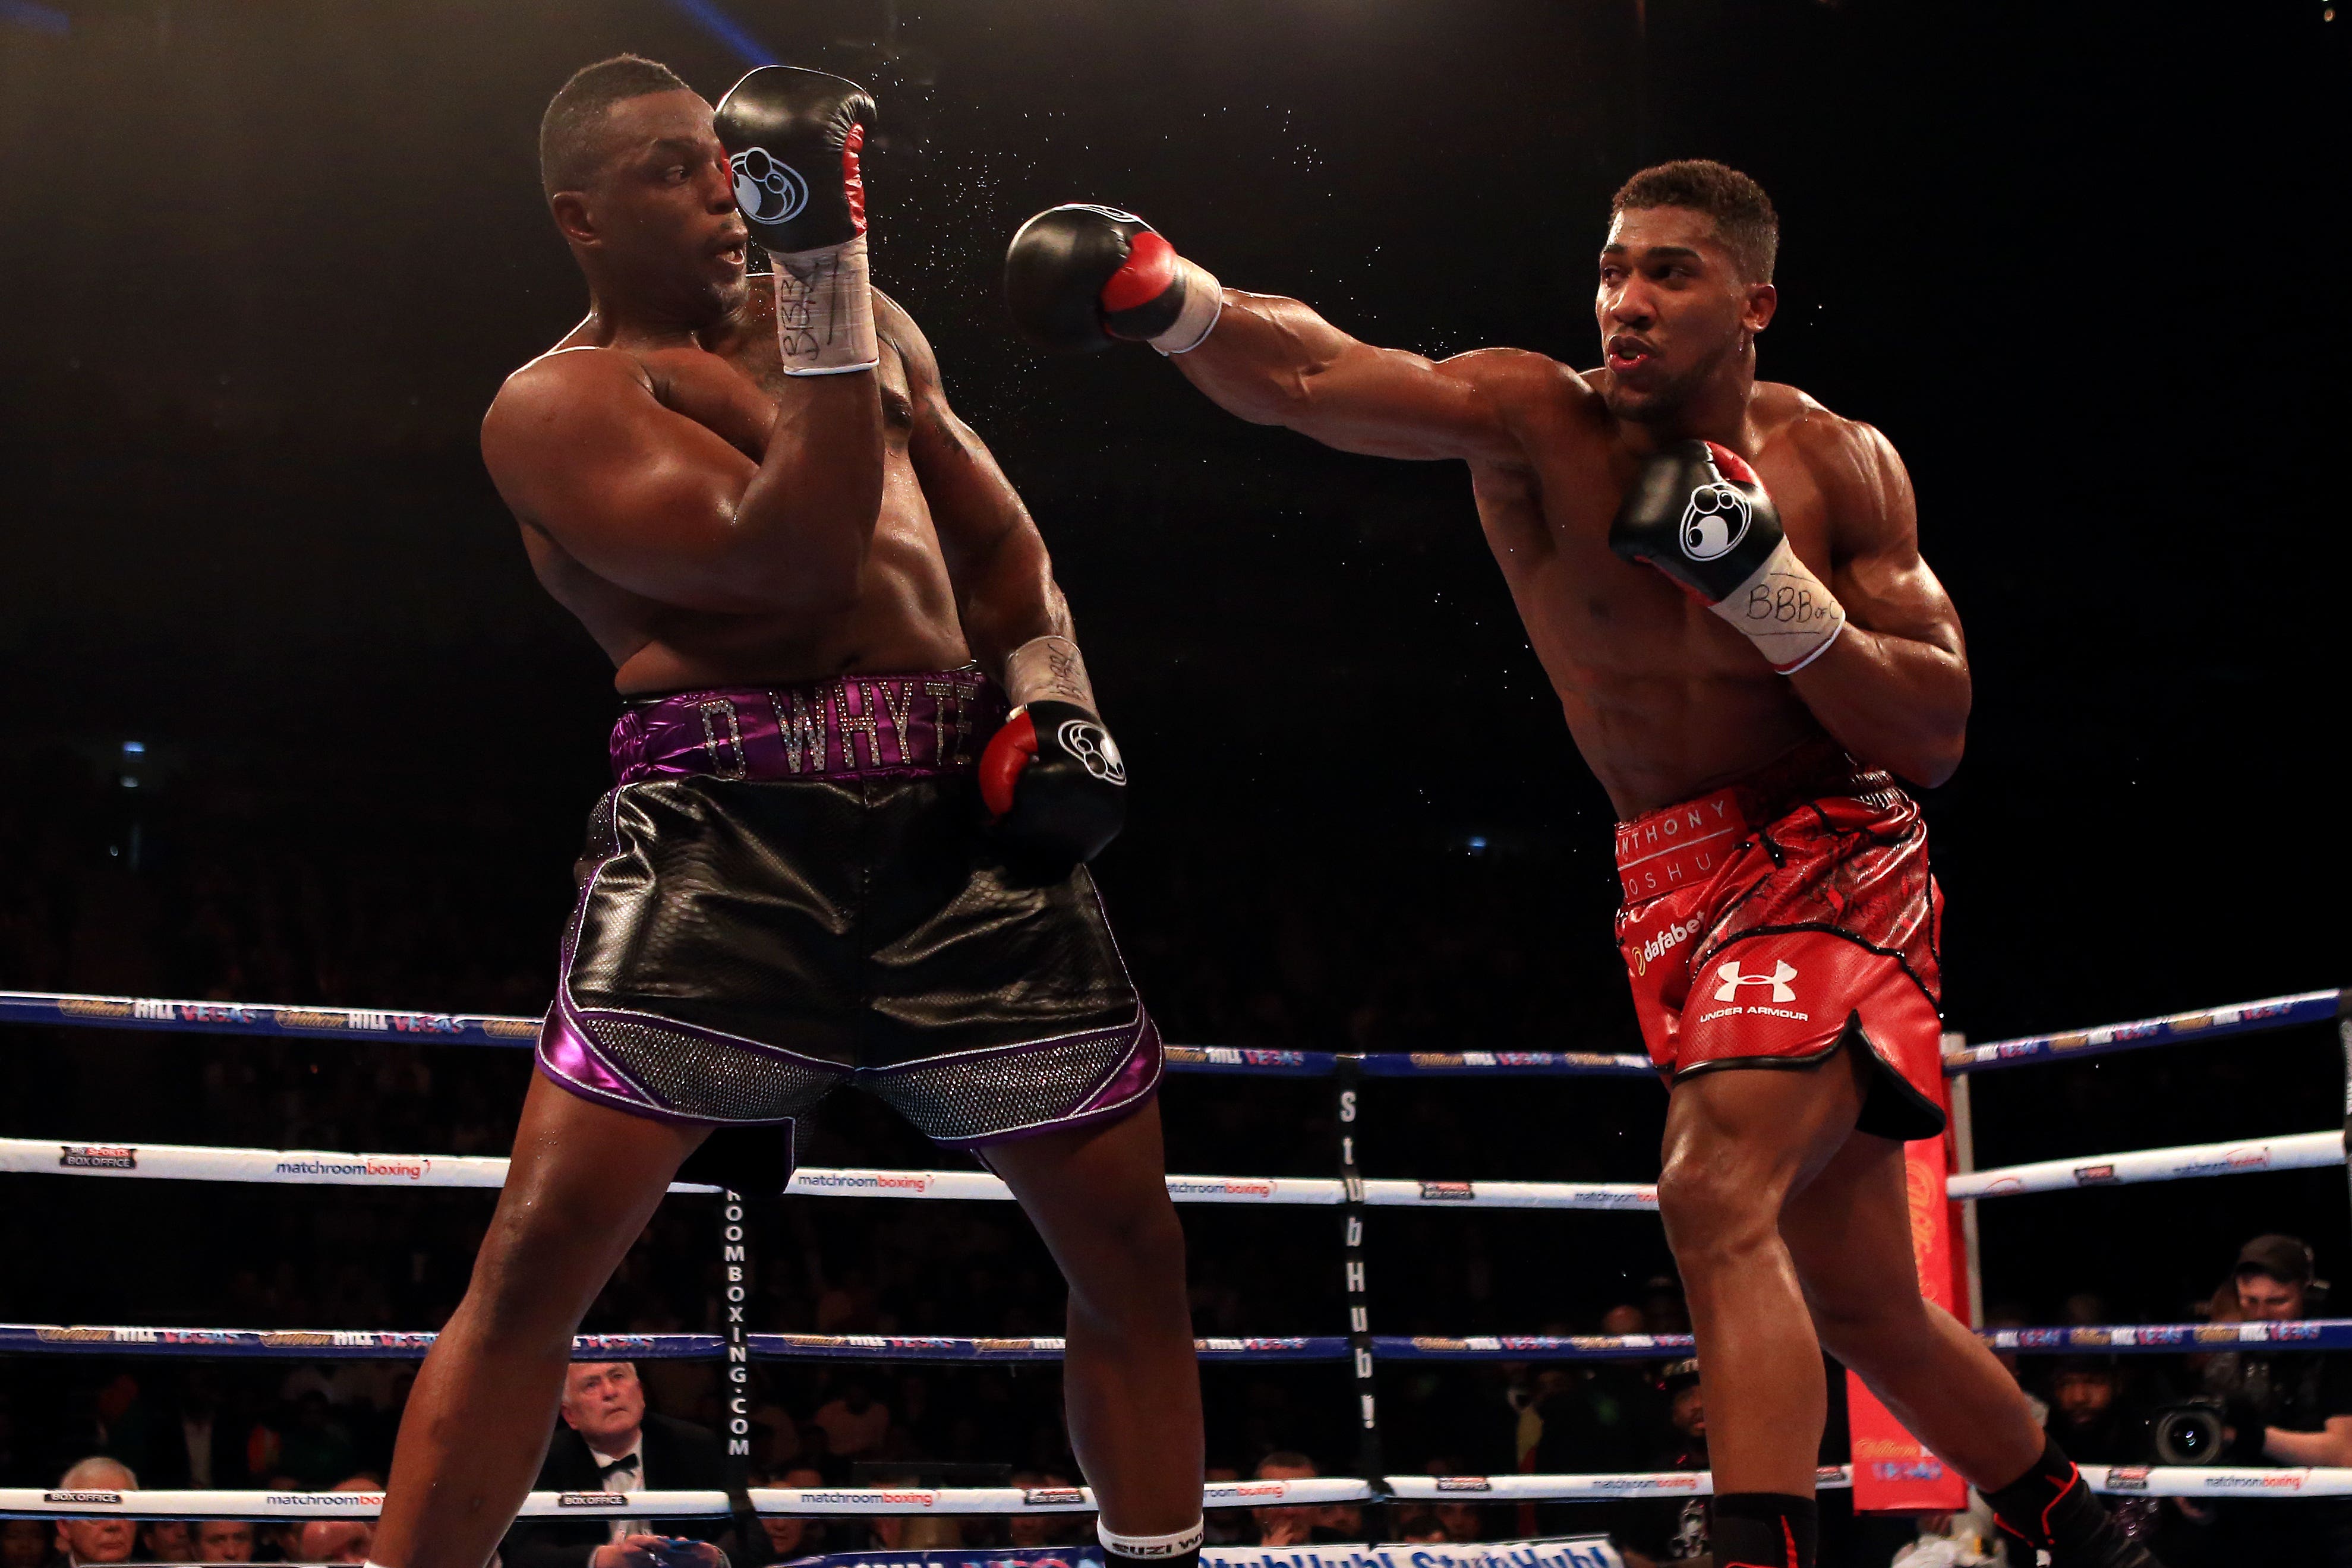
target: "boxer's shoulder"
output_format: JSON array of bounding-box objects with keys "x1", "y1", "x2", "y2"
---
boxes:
[
  {"x1": 1440, "y1": 348, "x2": 1606, "y2": 461},
  {"x1": 1754, "y1": 381, "x2": 1912, "y2": 527}
]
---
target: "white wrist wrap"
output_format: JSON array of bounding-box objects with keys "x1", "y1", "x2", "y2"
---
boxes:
[
  {"x1": 1099, "y1": 1519, "x2": 1206, "y2": 1559},
  {"x1": 772, "y1": 235, "x2": 879, "y2": 376},
  {"x1": 1003, "y1": 634, "x2": 1098, "y2": 713},
  {"x1": 1707, "y1": 534, "x2": 1849, "y2": 674},
  {"x1": 1150, "y1": 260, "x2": 1224, "y2": 356}
]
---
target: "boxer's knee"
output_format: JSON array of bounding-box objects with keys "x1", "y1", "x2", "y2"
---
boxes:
[
  {"x1": 1657, "y1": 1145, "x2": 1785, "y2": 1280},
  {"x1": 458, "y1": 1207, "x2": 613, "y2": 1348},
  {"x1": 1071, "y1": 1191, "x2": 1188, "y2": 1326}
]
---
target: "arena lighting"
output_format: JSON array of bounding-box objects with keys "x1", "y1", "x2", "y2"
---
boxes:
[
  {"x1": 0, "y1": 0, "x2": 68, "y2": 36},
  {"x1": 660, "y1": 0, "x2": 777, "y2": 68}
]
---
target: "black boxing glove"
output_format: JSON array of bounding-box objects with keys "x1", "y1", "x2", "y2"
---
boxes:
[
  {"x1": 1004, "y1": 204, "x2": 1224, "y2": 356},
  {"x1": 978, "y1": 637, "x2": 1127, "y2": 870},
  {"x1": 1609, "y1": 438, "x2": 1848, "y2": 673},
  {"x1": 714, "y1": 66, "x2": 879, "y2": 375}
]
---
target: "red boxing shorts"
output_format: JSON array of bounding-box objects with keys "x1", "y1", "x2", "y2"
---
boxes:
[{"x1": 1613, "y1": 740, "x2": 1947, "y2": 1141}]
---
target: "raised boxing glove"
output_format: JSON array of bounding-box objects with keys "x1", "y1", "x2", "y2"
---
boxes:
[
  {"x1": 714, "y1": 66, "x2": 879, "y2": 375},
  {"x1": 1004, "y1": 204, "x2": 1222, "y2": 356},
  {"x1": 1609, "y1": 439, "x2": 1847, "y2": 674}
]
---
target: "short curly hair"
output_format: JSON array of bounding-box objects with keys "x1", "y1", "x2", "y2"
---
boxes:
[
  {"x1": 1610, "y1": 160, "x2": 1779, "y2": 284},
  {"x1": 540, "y1": 55, "x2": 691, "y2": 198}
]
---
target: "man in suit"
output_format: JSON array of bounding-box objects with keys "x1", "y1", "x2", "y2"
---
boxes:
[{"x1": 501, "y1": 1362, "x2": 757, "y2": 1567}]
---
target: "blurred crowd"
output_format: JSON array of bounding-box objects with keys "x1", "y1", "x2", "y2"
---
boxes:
[
  {"x1": 5, "y1": 756, "x2": 2350, "y2": 1566},
  {"x1": 12, "y1": 1236, "x2": 2350, "y2": 1566}
]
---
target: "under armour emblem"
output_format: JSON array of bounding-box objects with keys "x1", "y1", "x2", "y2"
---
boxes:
[{"x1": 1713, "y1": 958, "x2": 1797, "y2": 1004}]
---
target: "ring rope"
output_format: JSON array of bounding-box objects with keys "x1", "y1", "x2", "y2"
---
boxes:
[
  {"x1": 26, "y1": 1466, "x2": 2352, "y2": 1519},
  {"x1": 1944, "y1": 1130, "x2": 2342, "y2": 1200},
  {"x1": 5, "y1": 1130, "x2": 2336, "y2": 1206},
  {"x1": 0, "y1": 1474, "x2": 1826, "y2": 1522},
  {"x1": 5, "y1": 985, "x2": 2335, "y2": 1078},
  {"x1": 9, "y1": 1320, "x2": 2348, "y2": 1364}
]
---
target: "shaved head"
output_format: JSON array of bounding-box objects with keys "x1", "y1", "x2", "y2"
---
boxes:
[{"x1": 539, "y1": 54, "x2": 692, "y2": 197}]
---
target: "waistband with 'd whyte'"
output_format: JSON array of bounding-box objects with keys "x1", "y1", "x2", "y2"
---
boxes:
[
  {"x1": 609, "y1": 670, "x2": 1007, "y2": 786},
  {"x1": 1613, "y1": 741, "x2": 1888, "y2": 903}
]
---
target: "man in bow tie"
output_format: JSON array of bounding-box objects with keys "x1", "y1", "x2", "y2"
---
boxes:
[{"x1": 501, "y1": 1362, "x2": 748, "y2": 1567}]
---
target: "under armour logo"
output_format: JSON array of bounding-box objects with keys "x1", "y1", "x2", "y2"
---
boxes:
[{"x1": 1713, "y1": 958, "x2": 1796, "y2": 1003}]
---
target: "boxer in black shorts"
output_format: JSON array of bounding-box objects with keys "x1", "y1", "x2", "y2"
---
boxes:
[{"x1": 370, "y1": 59, "x2": 1202, "y2": 1568}]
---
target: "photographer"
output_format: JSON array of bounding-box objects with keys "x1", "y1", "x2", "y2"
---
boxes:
[{"x1": 2197, "y1": 1235, "x2": 2352, "y2": 1562}]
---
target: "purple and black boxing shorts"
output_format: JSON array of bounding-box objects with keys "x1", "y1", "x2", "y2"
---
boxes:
[{"x1": 535, "y1": 668, "x2": 1161, "y2": 1185}]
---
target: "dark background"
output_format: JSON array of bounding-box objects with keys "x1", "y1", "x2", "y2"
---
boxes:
[{"x1": 1, "y1": 0, "x2": 2347, "y2": 1546}]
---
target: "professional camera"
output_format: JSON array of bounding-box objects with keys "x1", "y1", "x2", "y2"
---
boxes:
[{"x1": 2146, "y1": 1398, "x2": 2228, "y2": 1465}]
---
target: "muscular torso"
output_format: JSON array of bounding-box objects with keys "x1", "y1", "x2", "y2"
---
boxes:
[
  {"x1": 516, "y1": 277, "x2": 969, "y2": 693},
  {"x1": 1471, "y1": 376, "x2": 1848, "y2": 817}
]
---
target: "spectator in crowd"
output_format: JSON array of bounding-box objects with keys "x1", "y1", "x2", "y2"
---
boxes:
[
  {"x1": 1420, "y1": 1458, "x2": 1486, "y2": 1545},
  {"x1": 2044, "y1": 1360, "x2": 2136, "y2": 1462},
  {"x1": 1639, "y1": 1277, "x2": 1689, "y2": 1337},
  {"x1": 297, "y1": 1518, "x2": 376, "y2": 1565},
  {"x1": 1614, "y1": 1359, "x2": 1710, "y2": 1565},
  {"x1": 809, "y1": 1379, "x2": 890, "y2": 1462},
  {"x1": 1247, "y1": 1451, "x2": 1357, "y2": 1545},
  {"x1": 2199, "y1": 1234, "x2": 2352, "y2": 1563},
  {"x1": 752, "y1": 1464, "x2": 827, "y2": 1560},
  {"x1": 1, "y1": 1520, "x2": 49, "y2": 1568},
  {"x1": 273, "y1": 1390, "x2": 358, "y2": 1490},
  {"x1": 189, "y1": 1520, "x2": 256, "y2": 1562},
  {"x1": 135, "y1": 1518, "x2": 193, "y2": 1561},
  {"x1": 501, "y1": 1362, "x2": 745, "y2": 1568},
  {"x1": 1250, "y1": 1452, "x2": 1319, "y2": 1547},
  {"x1": 1005, "y1": 1470, "x2": 1085, "y2": 1550},
  {"x1": 1199, "y1": 1466, "x2": 1246, "y2": 1547},
  {"x1": 144, "y1": 1370, "x2": 245, "y2": 1493},
  {"x1": 49, "y1": 1456, "x2": 137, "y2": 1566}
]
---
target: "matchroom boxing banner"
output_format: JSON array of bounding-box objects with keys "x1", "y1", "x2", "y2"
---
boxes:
[
  {"x1": 802, "y1": 1543, "x2": 1626, "y2": 1568},
  {"x1": 1845, "y1": 1128, "x2": 1969, "y2": 1512}
]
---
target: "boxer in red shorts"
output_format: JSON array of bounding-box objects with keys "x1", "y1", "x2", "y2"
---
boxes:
[
  {"x1": 1006, "y1": 161, "x2": 2158, "y2": 1566},
  {"x1": 1617, "y1": 740, "x2": 1946, "y2": 1142}
]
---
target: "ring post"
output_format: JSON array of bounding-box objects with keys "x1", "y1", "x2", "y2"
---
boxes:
[
  {"x1": 2338, "y1": 990, "x2": 2352, "y2": 1236},
  {"x1": 1334, "y1": 1054, "x2": 1390, "y2": 1529},
  {"x1": 720, "y1": 1187, "x2": 760, "y2": 1544},
  {"x1": 1944, "y1": 1031, "x2": 1984, "y2": 1328}
]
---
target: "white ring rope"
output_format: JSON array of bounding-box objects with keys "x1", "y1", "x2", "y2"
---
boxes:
[
  {"x1": 27, "y1": 1466, "x2": 2349, "y2": 1518},
  {"x1": 0, "y1": 1474, "x2": 1792, "y2": 1521},
  {"x1": 1946, "y1": 1130, "x2": 2344, "y2": 1200},
  {"x1": 7, "y1": 1130, "x2": 2338, "y2": 1206}
]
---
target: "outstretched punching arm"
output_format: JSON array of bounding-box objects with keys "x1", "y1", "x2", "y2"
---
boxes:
[{"x1": 1005, "y1": 203, "x2": 1555, "y2": 466}]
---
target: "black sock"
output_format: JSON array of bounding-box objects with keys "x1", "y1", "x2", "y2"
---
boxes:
[
  {"x1": 1104, "y1": 1553, "x2": 1197, "y2": 1568},
  {"x1": 1983, "y1": 1434, "x2": 2151, "y2": 1564},
  {"x1": 1711, "y1": 1491, "x2": 1817, "y2": 1568}
]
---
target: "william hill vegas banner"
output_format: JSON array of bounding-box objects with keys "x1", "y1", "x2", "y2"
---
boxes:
[
  {"x1": 1844, "y1": 1127, "x2": 1969, "y2": 1512},
  {"x1": 804, "y1": 1542, "x2": 1623, "y2": 1568}
]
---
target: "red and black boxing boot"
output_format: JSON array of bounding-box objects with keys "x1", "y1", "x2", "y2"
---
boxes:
[
  {"x1": 1710, "y1": 1493, "x2": 1817, "y2": 1568},
  {"x1": 1984, "y1": 1438, "x2": 2165, "y2": 1566}
]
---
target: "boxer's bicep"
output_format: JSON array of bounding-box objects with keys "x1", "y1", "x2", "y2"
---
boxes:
[
  {"x1": 1824, "y1": 424, "x2": 1964, "y2": 660},
  {"x1": 485, "y1": 355, "x2": 780, "y2": 613}
]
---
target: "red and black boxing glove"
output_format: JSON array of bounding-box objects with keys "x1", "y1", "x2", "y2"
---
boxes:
[
  {"x1": 1004, "y1": 204, "x2": 1224, "y2": 356},
  {"x1": 978, "y1": 636, "x2": 1128, "y2": 871},
  {"x1": 714, "y1": 66, "x2": 880, "y2": 376},
  {"x1": 1609, "y1": 438, "x2": 1848, "y2": 674}
]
